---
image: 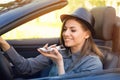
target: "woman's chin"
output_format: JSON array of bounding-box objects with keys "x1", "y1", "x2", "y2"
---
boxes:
[{"x1": 65, "y1": 44, "x2": 71, "y2": 47}]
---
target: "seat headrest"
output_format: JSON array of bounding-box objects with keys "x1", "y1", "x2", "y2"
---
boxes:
[{"x1": 90, "y1": 6, "x2": 116, "y2": 40}]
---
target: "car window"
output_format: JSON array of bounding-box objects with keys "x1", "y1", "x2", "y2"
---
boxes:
[
  {"x1": 1, "y1": 0, "x2": 120, "y2": 40},
  {"x1": 2, "y1": 11, "x2": 62, "y2": 40},
  {"x1": 0, "y1": 0, "x2": 68, "y2": 40}
]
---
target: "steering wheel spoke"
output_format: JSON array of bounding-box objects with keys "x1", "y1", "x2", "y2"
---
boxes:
[{"x1": 0, "y1": 51, "x2": 13, "y2": 80}]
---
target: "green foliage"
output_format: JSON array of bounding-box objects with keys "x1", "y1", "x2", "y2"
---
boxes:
[
  {"x1": 56, "y1": 0, "x2": 106, "y2": 16},
  {"x1": 89, "y1": 0, "x2": 106, "y2": 6}
]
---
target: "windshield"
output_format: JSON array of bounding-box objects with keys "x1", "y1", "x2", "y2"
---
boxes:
[{"x1": 0, "y1": 0, "x2": 32, "y2": 13}]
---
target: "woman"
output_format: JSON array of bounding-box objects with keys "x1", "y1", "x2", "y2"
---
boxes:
[{"x1": 0, "y1": 8, "x2": 103, "y2": 77}]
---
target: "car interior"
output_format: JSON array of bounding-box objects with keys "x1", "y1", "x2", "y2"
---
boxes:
[
  {"x1": 23, "y1": 6, "x2": 120, "y2": 79},
  {"x1": 1, "y1": 4, "x2": 120, "y2": 79},
  {"x1": 90, "y1": 6, "x2": 120, "y2": 69}
]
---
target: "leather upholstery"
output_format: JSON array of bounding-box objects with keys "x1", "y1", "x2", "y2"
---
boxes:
[
  {"x1": 90, "y1": 6, "x2": 120, "y2": 69},
  {"x1": 90, "y1": 6, "x2": 116, "y2": 40},
  {"x1": 112, "y1": 16, "x2": 120, "y2": 53}
]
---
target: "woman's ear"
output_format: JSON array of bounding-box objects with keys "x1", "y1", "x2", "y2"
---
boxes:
[
  {"x1": 84, "y1": 31, "x2": 90, "y2": 39},
  {"x1": 85, "y1": 35, "x2": 89, "y2": 39}
]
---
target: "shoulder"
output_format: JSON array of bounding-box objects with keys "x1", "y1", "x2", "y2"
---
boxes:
[
  {"x1": 72, "y1": 55, "x2": 103, "y2": 73},
  {"x1": 80, "y1": 55, "x2": 103, "y2": 71},
  {"x1": 82, "y1": 54, "x2": 101, "y2": 64}
]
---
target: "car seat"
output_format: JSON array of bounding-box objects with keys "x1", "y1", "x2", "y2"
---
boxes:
[{"x1": 90, "y1": 6, "x2": 120, "y2": 69}]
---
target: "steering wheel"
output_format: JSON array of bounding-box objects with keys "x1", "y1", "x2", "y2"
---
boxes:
[{"x1": 0, "y1": 51, "x2": 13, "y2": 80}]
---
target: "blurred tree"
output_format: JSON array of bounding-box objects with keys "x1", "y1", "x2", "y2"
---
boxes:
[
  {"x1": 89, "y1": 0, "x2": 106, "y2": 7},
  {"x1": 57, "y1": 0, "x2": 106, "y2": 15}
]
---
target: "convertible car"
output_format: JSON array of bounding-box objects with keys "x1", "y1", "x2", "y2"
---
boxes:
[{"x1": 0, "y1": 0, "x2": 120, "y2": 80}]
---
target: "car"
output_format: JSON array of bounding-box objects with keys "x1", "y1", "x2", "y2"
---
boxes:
[{"x1": 0, "y1": 0, "x2": 120, "y2": 80}]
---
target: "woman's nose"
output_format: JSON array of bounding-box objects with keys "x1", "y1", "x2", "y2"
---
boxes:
[{"x1": 63, "y1": 30, "x2": 70, "y2": 36}]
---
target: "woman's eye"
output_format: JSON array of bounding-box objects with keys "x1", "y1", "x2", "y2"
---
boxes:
[
  {"x1": 63, "y1": 28, "x2": 67, "y2": 31},
  {"x1": 71, "y1": 30, "x2": 76, "y2": 32}
]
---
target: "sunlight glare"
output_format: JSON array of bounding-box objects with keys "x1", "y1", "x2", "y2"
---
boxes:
[{"x1": 0, "y1": 0, "x2": 14, "y2": 3}]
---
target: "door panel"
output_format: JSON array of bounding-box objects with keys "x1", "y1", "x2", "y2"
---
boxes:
[{"x1": 7, "y1": 38, "x2": 60, "y2": 58}]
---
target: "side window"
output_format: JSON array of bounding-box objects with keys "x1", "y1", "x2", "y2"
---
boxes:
[{"x1": 2, "y1": 12, "x2": 62, "y2": 40}]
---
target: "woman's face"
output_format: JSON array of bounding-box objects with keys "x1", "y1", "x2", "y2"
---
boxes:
[{"x1": 62, "y1": 19, "x2": 89, "y2": 50}]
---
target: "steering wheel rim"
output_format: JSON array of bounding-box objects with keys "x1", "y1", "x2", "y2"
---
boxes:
[{"x1": 0, "y1": 51, "x2": 13, "y2": 80}]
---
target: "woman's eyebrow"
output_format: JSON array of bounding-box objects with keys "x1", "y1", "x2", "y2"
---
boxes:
[{"x1": 64, "y1": 25, "x2": 76, "y2": 28}]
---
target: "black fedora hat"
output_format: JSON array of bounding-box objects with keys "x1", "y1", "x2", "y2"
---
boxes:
[{"x1": 60, "y1": 8, "x2": 95, "y2": 37}]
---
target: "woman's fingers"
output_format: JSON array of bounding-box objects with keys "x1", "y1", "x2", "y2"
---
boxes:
[
  {"x1": 43, "y1": 43, "x2": 48, "y2": 49},
  {"x1": 37, "y1": 44, "x2": 62, "y2": 59},
  {"x1": 37, "y1": 48, "x2": 50, "y2": 56},
  {"x1": 49, "y1": 44, "x2": 57, "y2": 48},
  {"x1": 43, "y1": 44, "x2": 56, "y2": 49},
  {"x1": 37, "y1": 47, "x2": 63, "y2": 64}
]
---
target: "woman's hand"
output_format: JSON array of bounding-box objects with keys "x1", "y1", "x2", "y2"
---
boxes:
[
  {"x1": 0, "y1": 36, "x2": 10, "y2": 51},
  {"x1": 37, "y1": 44, "x2": 65, "y2": 75},
  {"x1": 37, "y1": 44, "x2": 63, "y2": 64}
]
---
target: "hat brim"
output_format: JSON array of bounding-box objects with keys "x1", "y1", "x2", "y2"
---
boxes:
[
  {"x1": 60, "y1": 14, "x2": 74, "y2": 22},
  {"x1": 60, "y1": 14, "x2": 90, "y2": 24}
]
